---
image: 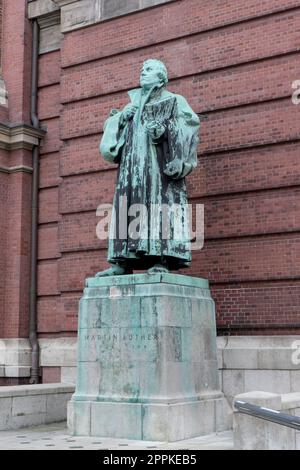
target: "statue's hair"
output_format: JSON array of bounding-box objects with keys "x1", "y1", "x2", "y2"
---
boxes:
[{"x1": 143, "y1": 59, "x2": 168, "y2": 86}]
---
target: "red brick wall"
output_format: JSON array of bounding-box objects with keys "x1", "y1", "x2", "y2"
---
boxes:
[
  {"x1": 0, "y1": 0, "x2": 3, "y2": 70},
  {"x1": 36, "y1": 0, "x2": 300, "y2": 336},
  {"x1": 3, "y1": 167, "x2": 32, "y2": 338},
  {"x1": 0, "y1": 0, "x2": 7, "y2": 334},
  {"x1": 0, "y1": 167, "x2": 8, "y2": 337},
  {"x1": 0, "y1": 1, "x2": 33, "y2": 340},
  {"x1": 2, "y1": 0, "x2": 32, "y2": 124}
]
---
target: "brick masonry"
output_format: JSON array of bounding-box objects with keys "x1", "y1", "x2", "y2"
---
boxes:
[
  {"x1": 54, "y1": 0, "x2": 300, "y2": 335},
  {"x1": 0, "y1": 0, "x2": 34, "y2": 345},
  {"x1": 0, "y1": 0, "x2": 2, "y2": 69},
  {"x1": 1, "y1": 0, "x2": 300, "y2": 356}
]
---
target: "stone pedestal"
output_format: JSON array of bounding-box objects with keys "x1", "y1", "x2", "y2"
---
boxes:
[{"x1": 68, "y1": 273, "x2": 230, "y2": 441}]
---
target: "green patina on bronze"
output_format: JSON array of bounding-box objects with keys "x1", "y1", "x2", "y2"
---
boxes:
[{"x1": 97, "y1": 59, "x2": 200, "y2": 276}]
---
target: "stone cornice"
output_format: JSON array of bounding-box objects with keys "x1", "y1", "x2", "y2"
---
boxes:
[
  {"x1": 38, "y1": 10, "x2": 61, "y2": 29},
  {"x1": 28, "y1": 0, "x2": 59, "y2": 20},
  {"x1": 52, "y1": 0, "x2": 77, "y2": 5},
  {"x1": 29, "y1": 0, "x2": 175, "y2": 34},
  {"x1": 28, "y1": 1, "x2": 63, "y2": 53},
  {"x1": 0, "y1": 124, "x2": 46, "y2": 151}
]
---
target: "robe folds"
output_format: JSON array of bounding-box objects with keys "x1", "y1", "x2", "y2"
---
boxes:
[{"x1": 100, "y1": 86, "x2": 200, "y2": 270}]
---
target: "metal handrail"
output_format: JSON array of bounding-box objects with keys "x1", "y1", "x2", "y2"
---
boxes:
[{"x1": 234, "y1": 400, "x2": 300, "y2": 431}]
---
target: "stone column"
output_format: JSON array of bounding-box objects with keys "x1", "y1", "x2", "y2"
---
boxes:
[{"x1": 68, "y1": 273, "x2": 230, "y2": 441}]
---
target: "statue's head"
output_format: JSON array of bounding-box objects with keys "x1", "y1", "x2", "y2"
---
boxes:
[{"x1": 140, "y1": 59, "x2": 168, "y2": 89}]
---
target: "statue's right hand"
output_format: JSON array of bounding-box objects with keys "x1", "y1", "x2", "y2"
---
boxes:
[{"x1": 122, "y1": 104, "x2": 138, "y2": 121}]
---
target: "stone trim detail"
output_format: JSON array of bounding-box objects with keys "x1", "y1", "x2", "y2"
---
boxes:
[
  {"x1": 39, "y1": 20, "x2": 63, "y2": 54},
  {"x1": 2, "y1": 336, "x2": 297, "y2": 387},
  {"x1": 0, "y1": 78, "x2": 8, "y2": 107},
  {"x1": 36, "y1": 336, "x2": 300, "y2": 396},
  {"x1": 38, "y1": 9, "x2": 61, "y2": 28},
  {"x1": 28, "y1": 0, "x2": 59, "y2": 19},
  {"x1": 53, "y1": 0, "x2": 80, "y2": 6},
  {"x1": 28, "y1": 2, "x2": 62, "y2": 54},
  {"x1": 37, "y1": 335, "x2": 300, "y2": 370},
  {"x1": 60, "y1": 0, "x2": 102, "y2": 32},
  {"x1": 0, "y1": 123, "x2": 46, "y2": 151},
  {"x1": 0, "y1": 339, "x2": 32, "y2": 378},
  {"x1": 29, "y1": 0, "x2": 175, "y2": 34},
  {"x1": 0, "y1": 165, "x2": 33, "y2": 175},
  {"x1": 39, "y1": 337, "x2": 77, "y2": 367}
]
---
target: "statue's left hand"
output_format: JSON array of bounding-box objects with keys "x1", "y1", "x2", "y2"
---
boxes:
[
  {"x1": 164, "y1": 159, "x2": 183, "y2": 178},
  {"x1": 122, "y1": 104, "x2": 138, "y2": 121},
  {"x1": 146, "y1": 121, "x2": 166, "y2": 140}
]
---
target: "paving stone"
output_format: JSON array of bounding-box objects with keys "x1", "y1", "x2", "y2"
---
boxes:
[{"x1": 0, "y1": 423, "x2": 233, "y2": 450}]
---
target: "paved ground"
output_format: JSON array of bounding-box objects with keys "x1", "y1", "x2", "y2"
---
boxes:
[{"x1": 0, "y1": 423, "x2": 233, "y2": 450}]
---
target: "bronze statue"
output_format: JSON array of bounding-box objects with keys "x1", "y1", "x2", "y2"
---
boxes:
[{"x1": 97, "y1": 59, "x2": 200, "y2": 276}]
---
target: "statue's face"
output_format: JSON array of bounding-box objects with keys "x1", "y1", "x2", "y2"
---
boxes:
[{"x1": 140, "y1": 62, "x2": 161, "y2": 89}]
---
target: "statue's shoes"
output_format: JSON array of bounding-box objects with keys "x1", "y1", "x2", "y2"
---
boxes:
[
  {"x1": 95, "y1": 265, "x2": 133, "y2": 277},
  {"x1": 147, "y1": 264, "x2": 169, "y2": 274}
]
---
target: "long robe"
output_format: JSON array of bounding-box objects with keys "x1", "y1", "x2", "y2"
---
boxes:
[{"x1": 100, "y1": 86, "x2": 200, "y2": 270}]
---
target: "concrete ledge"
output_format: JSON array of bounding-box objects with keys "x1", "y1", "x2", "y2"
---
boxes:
[
  {"x1": 233, "y1": 391, "x2": 300, "y2": 450},
  {"x1": 234, "y1": 391, "x2": 281, "y2": 410},
  {"x1": 281, "y1": 392, "x2": 300, "y2": 411},
  {"x1": 0, "y1": 383, "x2": 75, "y2": 430},
  {"x1": 0, "y1": 383, "x2": 74, "y2": 398}
]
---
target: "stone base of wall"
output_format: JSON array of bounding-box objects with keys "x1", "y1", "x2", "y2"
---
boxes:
[
  {"x1": 1, "y1": 336, "x2": 299, "y2": 398},
  {"x1": 35, "y1": 336, "x2": 300, "y2": 398},
  {"x1": 218, "y1": 336, "x2": 300, "y2": 401}
]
